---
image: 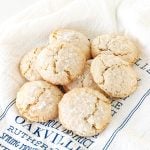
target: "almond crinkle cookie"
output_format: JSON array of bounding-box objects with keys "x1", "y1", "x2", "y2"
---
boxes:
[
  {"x1": 20, "y1": 47, "x2": 43, "y2": 81},
  {"x1": 36, "y1": 42, "x2": 86, "y2": 85},
  {"x1": 91, "y1": 52, "x2": 138, "y2": 98},
  {"x1": 91, "y1": 34, "x2": 139, "y2": 64},
  {"x1": 16, "y1": 80, "x2": 63, "y2": 122},
  {"x1": 49, "y1": 29, "x2": 91, "y2": 59},
  {"x1": 63, "y1": 60, "x2": 101, "y2": 92},
  {"x1": 59, "y1": 88, "x2": 111, "y2": 137}
]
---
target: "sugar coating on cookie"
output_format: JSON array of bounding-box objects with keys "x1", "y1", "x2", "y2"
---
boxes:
[
  {"x1": 16, "y1": 80, "x2": 63, "y2": 122},
  {"x1": 36, "y1": 43, "x2": 86, "y2": 85},
  {"x1": 49, "y1": 29, "x2": 91, "y2": 59},
  {"x1": 91, "y1": 52, "x2": 138, "y2": 98},
  {"x1": 63, "y1": 60, "x2": 101, "y2": 92},
  {"x1": 91, "y1": 34, "x2": 139, "y2": 64},
  {"x1": 59, "y1": 88, "x2": 111, "y2": 136},
  {"x1": 20, "y1": 48, "x2": 43, "y2": 81}
]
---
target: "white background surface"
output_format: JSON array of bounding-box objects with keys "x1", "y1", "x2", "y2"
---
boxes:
[{"x1": 0, "y1": 0, "x2": 37, "y2": 25}]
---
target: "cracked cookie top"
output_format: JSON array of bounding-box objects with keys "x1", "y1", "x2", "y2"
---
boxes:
[
  {"x1": 36, "y1": 42, "x2": 86, "y2": 85},
  {"x1": 20, "y1": 47, "x2": 43, "y2": 81},
  {"x1": 91, "y1": 52, "x2": 138, "y2": 98},
  {"x1": 63, "y1": 60, "x2": 101, "y2": 92},
  {"x1": 49, "y1": 29, "x2": 91, "y2": 59},
  {"x1": 59, "y1": 88, "x2": 111, "y2": 136},
  {"x1": 91, "y1": 34, "x2": 139, "y2": 64},
  {"x1": 16, "y1": 80, "x2": 63, "y2": 122}
]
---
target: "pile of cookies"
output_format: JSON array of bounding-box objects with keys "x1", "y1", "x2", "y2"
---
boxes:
[{"x1": 16, "y1": 29, "x2": 139, "y2": 137}]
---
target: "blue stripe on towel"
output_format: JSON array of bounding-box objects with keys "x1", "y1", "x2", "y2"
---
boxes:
[
  {"x1": 0, "y1": 99, "x2": 16, "y2": 121},
  {"x1": 103, "y1": 89, "x2": 150, "y2": 150}
]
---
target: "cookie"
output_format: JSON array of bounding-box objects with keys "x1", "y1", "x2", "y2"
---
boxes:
[
  {"x1": 20, "y1": 47, "x2": 43, "y2": 81},
  {"x1": 16, "y1": 80, "x2": 63, "y2": 122},
  {"x1": 91, "y1": 34, "x2": 139, "y2": 64},
  {"x1": 49, "y1": 29, "x2": 91, "y2": 59},
  {"x1": 59, "y1": 88, "x2": 111, "y2": 136},
  {"x1": 91, "y1": 52, "x2": 138, "y2": 98},
  {"x1": 36, "y1": 42, "x2": 86, "y2": 85},
  {"x1": 63, "y1": 60, "x2": 101, "y2": 92}
]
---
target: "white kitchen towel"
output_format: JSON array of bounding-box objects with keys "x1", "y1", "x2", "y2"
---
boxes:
[{"x1": 0, "y1": 0, "x2": 150, "y2": 149}]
